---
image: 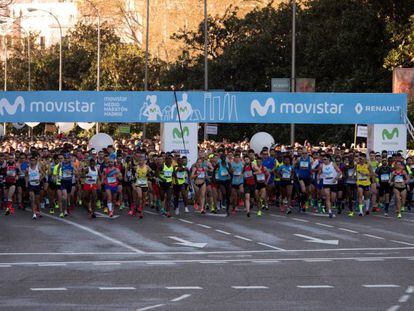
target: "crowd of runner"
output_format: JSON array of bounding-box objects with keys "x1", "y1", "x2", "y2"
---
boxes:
[{"x1": 0, "y1": 135, "x2": 413, "y2": 221}]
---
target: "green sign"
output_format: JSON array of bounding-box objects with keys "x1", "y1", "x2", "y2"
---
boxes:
[
  {"x1": 382, "y1": 128, "x2": 399, "y2": 140},
  {"x1": 119, "y1": 125, "x2": 131, "y2": 134},
  {"x1": 173, "y1": 126, "x2": 189, "y2": 139}
]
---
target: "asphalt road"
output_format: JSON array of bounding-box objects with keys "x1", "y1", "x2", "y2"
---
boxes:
[{"x1": 0, "y1": 205, "x2": 413, "y2": 311}]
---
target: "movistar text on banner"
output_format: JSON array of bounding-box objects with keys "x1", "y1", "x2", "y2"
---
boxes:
[{"x1": 0, "y1": 91, "x2": 407, "y2": 124}]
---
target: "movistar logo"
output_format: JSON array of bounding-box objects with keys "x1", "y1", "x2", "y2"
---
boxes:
[
  {"x1": 0, "y1": 96, "x2": 25, "y2": 115},
  {"x1": 179, "y1": 107, "x2": 188, "y2": 113},
  {"x1": 382, "y1": 128, "x2": 399, "y2": 140},
  {"x1": 173, "y1": 126, "x2": 189, "y2": 139},
  {"x1": 250, "y1": 98, "x2": 275, "y2": 117}
]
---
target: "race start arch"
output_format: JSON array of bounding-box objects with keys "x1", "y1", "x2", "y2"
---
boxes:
[{"x1": 0, "y1": 91, "x2": 407, "y2": 124}]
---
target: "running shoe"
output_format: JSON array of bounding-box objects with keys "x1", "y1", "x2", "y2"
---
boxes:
[
  {"x1": 128, "y1": 210, "x2": 135, "y2": 216},
  {"x1": 401, "y1": 206, "x2": 406, "y2": 213},
  {"x1": 286, "y1": 207, "x2": 292, "y2": 215},
  {"x1": 138, "y1": 212, "x2": 143, "y2": 219},
  {"x1": 4, "y1": 208, "x2": 10, "y2": 216},
  {"x1": 201, "y1": 208, "x2": 206, "y2": 214},
  {"x1": 211, "y1": 207, "x2": 217, "y2": 214},
  {"x1": 64, "y1": 211, "x2": 69, "y2": 217},
  {"x1": 96, "y1": 200, "x2": 101, "y2": 209},
  {"x1": 358, "y1": 212, "x2": 363, "y2": 217},
  {"x1": 397, "y1": 213, "x2": 402, "y2": 219},
  {"x1": 54, "y1": 203, "x2": 59, "y2": 209},
  {"x1": 384, "y1": 212, "x2": 389, "y2": 217},
  {"x1": 161, "y1": 208, "x2": 166, "y2": 216},
  {"x1": 10, "y1": 207, "x2": 14, "y2": 215},
  {"x1": 194, "y1": 202, "x2": 199, "y2": 210},
  {"x1": 348, "y1": 211, "x2": 354, "y2": 217},
  {"x1": 59, "y1": 212, "x2": 64, "y2": 218},
  {"x1": 32, "y1": 213, "x2": 37, "y2": 220},
  {"x1": 91, "y1": 213, "x2": 97, "y2": 219},
  {"x1": 257, "y1": 210, "x2": 262, "y2": 217},
  {"x1": 185, "y1": 207, "x2": 190, "y2": 213},
  {"x1": 239, "y1": 199, "x2": 244, "y2": 207},
  {"x1": 49, "y1": 208, "x2": 54, "y2": 214},
  {"x1": 329, "y1": 211, "x2": 333, "y2": 218},
  {"x1": 247, "y1": 212, "x2": 250, "y2": 218},
  {"x1": 175, "y1": 208, "x2": 180, "y2": 216},
  {"x1": 365, "y1": 210, "x2": 370, "y2": 216},
  {"x1": 109, "y1": 211, "x2": 113, "y2": 217},
  {"x1": 166, "y1": 212, "x2": 171, "y2": 218},
  {"x1": 119, "y1": 203, "x2": 125, "y2": 210},
  {"x1": 103, "y1": 207, "x2": 109, "y2": 214}
]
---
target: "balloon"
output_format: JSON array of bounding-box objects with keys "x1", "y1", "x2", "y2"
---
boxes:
[
  {"x1": 0, "y1": 124, "x2": 3, "y2": 137},
  {"x1": 56, "y1": 122, "x2": 74, "y2": 133},
  {"x1": 250, "y1": 132, "x2": 275, "y2": 154},
  {"x1": 13, "y1": 123, "x2": 26, "y2": 130},
  {"x1": 77, "y1": 122, "x2": 96, "y2": 130},
  {"x1": 88, "y1": 133, "x2": 114, "y2": 152},
  {"x1": 25, "y1": 122, "x2": 40, "y2": 128}
]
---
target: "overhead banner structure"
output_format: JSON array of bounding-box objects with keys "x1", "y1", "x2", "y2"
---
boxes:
[
  {"x1": 367, "y1": 124, "x2": 407, "y2": 154},
  {"x1": 0, "y1": 91, "x2": 407, "y2": 124}
]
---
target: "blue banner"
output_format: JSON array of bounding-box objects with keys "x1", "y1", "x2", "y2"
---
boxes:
[{"x1": 0, "y1": 91, "x2": 407, "y2": 124}]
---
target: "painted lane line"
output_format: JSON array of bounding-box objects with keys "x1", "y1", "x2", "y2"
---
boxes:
[
  {"x1": 338, "y1": 228, "x2": 358, "y2": 234},
  {"x1": 292, "y1": 218, "x2": 309, "y2": 223},
  {"x1": 252, "y1": 260, "x2": 280, "y2": 264},
  {"x1": 178, "y1": 219, "x2": 194, "y2": 224},
  {"x1": 363, "y1": 285, "x2": 400, "y2": 288},
  {"x1": 354, "y1": 258, "x2": 384, "y2": 262},
  {"x1": 143, "y1": 211, "x2": 158, "y2": 216},
  {"x1": 0, "y1": 265, "x2": 11, "y2": 267},
  {"x1": 297, "y1": 285, "x2": 333, "y2": 289},
  {"x1": 196, "y1": 224, "x2": 212, "y2": 229},
  {"x1": 391, "y1": 240, "x2": 414, "y2": 246},
  {"x1": 215, "y1": 229, "x2": 231, "y2": 235},
  {"x1": 234, "y1": 235, "x2": 253, "y2": 242},
  {"x1": 31, "y1": 288, "x2": 67, "y2": 291},
  {"x1": 171, "y1": 294, "x2": 191, "y2": 302},
  {"x1": 99, "y1": 287, "x2": 136, "y2": 290},
  {"x1": 232, "y1": 286, "x2": 269, "y2": 289},
  {"x1": 256, "y1": 242, "x2": 286, "y2": 251},
  {"x1": 146, "y1": 262, "x2": 176, "y2": 265},
  {"x1": 386, "y1": 305, "x2": 400, "y2": 311},
  {"x1": 199, "y1": 261, "x2": 227, "y2": 264},
  {"x1": 304, "y1": 259, "x2": 332, "y2": 262},
  {"x1": 166, "y1": 287, "x2": 202, "y2": 290},
  {"x1": 137, "y1": 304, "x2": 166, "y2": 311},
  {"x1": 93, "y1": 262, "x2": 121, "y2": 266},
  {"x1": 398, "y1": 295, "x2": 410, "y2": 303},
  {"x1": 40, "y1": 213, "x2": 145, "y2": 254},
  {"x1": 406, "y1": 286, "x2": 414, "y2": 294},
  {"x1": 363, "y1": 234, "x2": 385, "y2": 240},
  {"x1": 38, "y1": 263, "x2": 67, "y2": 267},
  {"x1": 315, "y1": 223, "x2": 334, "y2": 228}
]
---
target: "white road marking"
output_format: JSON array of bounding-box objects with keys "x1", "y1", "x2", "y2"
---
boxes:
[
  {"x1": 391, "y1": 240, "x2": 414, "y2": 246},
  {"x1": 178, "y1": 219, "x2": 194, "y2": 224},
  {"x1": 363, "y1": 285, "x2": 400, "y2": 288},
  {"x1": 31, "y1": 288, "x2": 67, "y2": 291},
  {"x1": 99, "y1": 287, "x2": 136, "y2": 290},
  {"x1": 304, "y1": 259, "x2": 332, "y2": 262},
  {"x1": 169, "y1": 236, "x2": 207, "y2": 248},
  {"x1": 93, "y1": 262, "x2": 121, "y2": 266},
  {"x1": 406, "y1": 286, "x2": 414, "y2": 294},
  {"x1": 137, "y1": 304, "x2": 166, "y2": 311},
  {"x1": 232, "y1": 286, "x2": 269, "y2": 289},
  {"x1": 398, "y1": 295, "x2": 410, "y2": 303},
  {"x1": 0, "y1": 264, "x2": 11, "y2": 267},
  {"x1": 297, "y1": 285, "x2": 333, "y2": 289},
  {"x1": 171, "y1": 294, "x2": 191, "y2": 302},
  {"x1": 252, "y1": 260, "x2": 280, "y2": 264},
  {"x1": 294, "y1": 233, "x2": 339, "y2": 246},
  {"x1": 199, "y1": 261, "x2": 227, "y2": 264},
  {"x1": 338, "y1": 228, "x2": 358, "y2": 234},
  {"x1": 292, "y1": 218, "x2": 309, "y2": 223},
  {"x1": 386, "y1": 305, "x2": 400, "y2": 311},
  {"x1": 146, "y1": 262, "x2": 176, "y2": 266},
  {"x1": 196, "y1": 224, "x2": 212, "y2": 229},
  {"x1": 166, "y1": 287, "x2": 203, "y2": 290},
  {"x1": 256, "y1": 242, "x2": 286, "y2": 251},
  {"x1": 315, "y1": 223, "x2": 334, "y2": 228},
  {"x1": 234, "y1": 235, "x2": 253, "y2": 242},
  {"x1": 214, "y1": 229, "x2": 231, "y2": 235},
  {"x1": 95, "y1": 212, "x2": 120, "y2": 219},
  {"x1": 38, "y1": 263, "x2": 67, "y2": 267},
  {"x1": 354, "y1": 258, "x2": 384, "y2": 262},
  {"x1": 40, "y1": 213, "x2": 145, "y2": 254},
  {"x1": 363, "y1": 234, "x2": 385, "y2": 240}
]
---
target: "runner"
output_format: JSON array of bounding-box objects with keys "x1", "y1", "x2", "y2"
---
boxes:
[
  {"x1": 390, "y1": 160, "x2": 409, "y2": 219},
  {"x1": 132, "y1": 153, "x2": 151, "y2": 218},
  {"x1": 318, "y1": 155, "x2": 341, "y2": 218},
  {"x1": 173, "y1": 157, "x2": 189, "y2": 215},
  {"x1": 191, "y1": 158, "x2": 207, "y2": 214},
  {"x1": 355, "y1": 154, "x2": 374, "y2": 216},
  {"x1": 102, "y1": 159, "x2": 122, "y2": 217},
  {"x1": 276, "y1": 155, "x2": 294, "y2": 214},
  {"x1": 26, "y1": 156, "x2": 44, "y2": 220},
  {"x1": 82, "y1": 158, "x2": 99, "y2": 219},
  {"x1": 376, "y1": 157, "x2": 392, "y2": 216}
]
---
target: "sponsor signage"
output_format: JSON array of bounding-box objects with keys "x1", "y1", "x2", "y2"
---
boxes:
[
  {"x1": 161, "y1": 123, "x2": 198, "y2": 166},
  {"x1": 0, "y1": 91, "x2": 407, "y2": 124},
  {"x1": 271, "y1": 78, "x2": 291, "y2": 92},
  {"x1": 206, "y1": 124, "x2": 218, "y2": 135},
  {"x1": 357, "y1": 125, "x2": 367, "y2": 138},
  {"x1": 367, "y1": 124, "x2": 407, "y2": 154}
]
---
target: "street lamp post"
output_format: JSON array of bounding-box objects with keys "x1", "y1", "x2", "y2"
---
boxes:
[
  {"x1": 142, "y1": 0, "x2": 150, "y2": 139},
  {"x1": 28, "y1": 8, "x2": 63, "y2": 91},
  {"x1": 290, "y1": 0, "x2": 296, "y2": 146},
  {"x1": 84, "y1": 0, "x2": 101, "y2": 133},
  {"x1": 203, "y1": 0, "x2": 208, "y2": 141},
  {"x1": 3, "y1": 34, "x2": 7, "y2": 136}
]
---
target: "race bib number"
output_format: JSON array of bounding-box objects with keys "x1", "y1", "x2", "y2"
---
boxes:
[
  {"x1": 256, "y1": 173, "x2": 265, "y2": 182},
  {"x1": 395, "y1": 175, "x2": 404, "y2": 183},
  {"x1": 300, "y1": 161, "x2": 308, "y2": 169},
  {"x1": 107, "y1": 176, "x2": 116, "y2": 184},
  {"x1": 176, "y1": 171, "x2": 185, "y2": 179},
  {"x1": 7, "y1": 170, "x2": 15, "y2": 176},
  {"x1": 282, "y1": 172, "x2": 291, "y2": 179},
  {"x1": 220, "y1": 170, "x2": 229, "y2": 177},
  {"x1": 164, "y1": 170, "x2": 172, "y2": 178},
  {"x1": 244, "y1": 171, "x2": 253, "y2": 178},
  {"x1": 62, "y1": 170, "x2": 72, "y2": 178},
  {"x1": 198, "y1": 172, "x2": 206, "y2": 179},
  {"x1": 357, "y1": 173, "x2": 367, "y2": 181},
  {"x1": 137, "y1": 178, "x2": 147, "y2": 186},
  {"x1": 380, "y1": 174, "x2": 390, "y2": 182},
  {"x1": 348, "y1": 169, "x2": 355, "y2": 177},
  {"x1": 233, "y1": 170, "x2": 242, "y2": 176}
]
